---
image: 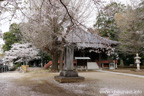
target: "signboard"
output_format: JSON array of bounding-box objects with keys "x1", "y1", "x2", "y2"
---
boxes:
[{"x1": 87, "y1": 62, "x2": 99, "y2": 70}]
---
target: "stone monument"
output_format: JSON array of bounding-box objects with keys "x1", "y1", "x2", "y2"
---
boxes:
[{"x1": 54, "y1": 44, "x2": 84, "y2": 83}]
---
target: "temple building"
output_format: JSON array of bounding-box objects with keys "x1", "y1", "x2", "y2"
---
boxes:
[{"x1": 65, "y1": 27, "x2": 118, "y2": 70}]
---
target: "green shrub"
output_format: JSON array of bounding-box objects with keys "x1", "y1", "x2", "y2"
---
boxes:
[{"x1": 15, "y1": 63, "x2": 22, "y2": 69}]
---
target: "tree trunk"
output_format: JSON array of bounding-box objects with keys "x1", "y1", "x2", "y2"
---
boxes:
[
  {"x1": 134, "y1": 54, "x2": 136, "y2": 67},
  {"x1": 51, "y1": 52, "x2": 59, "y2": 72},
  {"x1": 41, "y1": 51, "x2": 43, "y2": 67},
  {"x1": 59, "y1": 49, "x2": 64, "y2": 71}
]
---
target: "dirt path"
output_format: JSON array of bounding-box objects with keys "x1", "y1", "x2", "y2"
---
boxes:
[
  {"x1": 0, "y1": 69, "x2": 78, "y2": 96},
  {"x1": 0, "y1": 68, "x2": 144, "y2": 96},
  {"x1": 80, "y1": 71, "x2": 144, "y2": 96},
  {"x1": 104, "y1": 68, "x2": 144, "y2": 76}
]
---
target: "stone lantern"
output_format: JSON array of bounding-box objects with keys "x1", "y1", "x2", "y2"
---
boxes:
[{"x1": 134, "y1": 53, "x2": 141, "y2": 70}]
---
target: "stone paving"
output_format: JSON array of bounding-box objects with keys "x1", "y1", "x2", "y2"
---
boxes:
[{"x1": 99, "y1": 70, "x2": 144, "y2": 78}]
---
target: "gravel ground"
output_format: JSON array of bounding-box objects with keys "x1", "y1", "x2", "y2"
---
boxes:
[{"x1": 0, "y1": 68, "x2": 144, "y2": 96}]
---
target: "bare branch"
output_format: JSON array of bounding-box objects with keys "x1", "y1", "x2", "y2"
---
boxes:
[{"x1": 59, "y1": 0, "x2": 74, "y2": 26}]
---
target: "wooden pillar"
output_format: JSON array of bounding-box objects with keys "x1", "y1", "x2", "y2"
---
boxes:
[
  {"x1": 76, "y1": 60, "x2": 78, "y2": 71},
  {"x1": 99, "y1": 53, "x2": 102, "y2": 69},
  {"x1": 86, "y1": 60, "x2": 88, "y2": 71}
]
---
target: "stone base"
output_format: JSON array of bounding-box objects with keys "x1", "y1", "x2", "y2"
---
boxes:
[
  {"x1": 60, "y1": 70, "x2": 78, "y2": 77},
  {"x1": 54, "y1": 76, "x2": 85, "y2": 83}
]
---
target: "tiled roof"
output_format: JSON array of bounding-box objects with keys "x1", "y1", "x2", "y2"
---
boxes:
[{"x1": 65, "y1": 27, "x2": 118, "y2": 49}]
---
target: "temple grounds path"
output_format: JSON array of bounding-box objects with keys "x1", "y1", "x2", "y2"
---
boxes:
[{"x1": 0, "y1": 68, "x2": 144, "y2": 96}]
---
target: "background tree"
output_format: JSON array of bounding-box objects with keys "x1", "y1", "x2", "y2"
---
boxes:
[
  {"x1": 94, "y1": 2, "x2": 126, "y2": 40},
  {"x1": 2, "y1": 23, "x2": 22, "y2": 52},
  {"x1": 39, "y1": 50, "x2": 52, "y2": 67},
  {"x1": 115, "y1": 6, "x2": 144, "y2": 55},
  {"x1": 114, "y1": 3, "x2": 144, "y2": 66},
  {"x1": 136, "y1": 0, "x2": 144, "y2": 31}
]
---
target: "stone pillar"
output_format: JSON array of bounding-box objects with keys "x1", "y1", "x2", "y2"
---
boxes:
[
  {"x1": 64, "y1": 45, "x2": 74, "y2": 70},
  {"x1": 55, "y1": 44, "x2": 84, "y2": 83},
  {"x1": 60, "y1": 45, "x2": 78, "y2": 77},
  {"x1": 137, "y1": 63, "x2": 140, "y2": 70},
  {"x1": 115, "y1": 63, "x2": 117, "y2": 69}
]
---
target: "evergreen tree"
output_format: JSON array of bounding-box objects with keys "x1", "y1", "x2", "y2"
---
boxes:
[
  {"x1": 2, "y1": 23, "x2": 22, "y2": 52},
  {"x1": 94, "y1": 2, "x2": 126, "y2": 40}
]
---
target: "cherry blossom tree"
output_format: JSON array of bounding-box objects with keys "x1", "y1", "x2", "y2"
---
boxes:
[
  {"x1": 5, "y1": 43, "x2": 40, "y2": 67},
  {"x1": 19, "y1": 0, "x2": 95, "y2": 72}
]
